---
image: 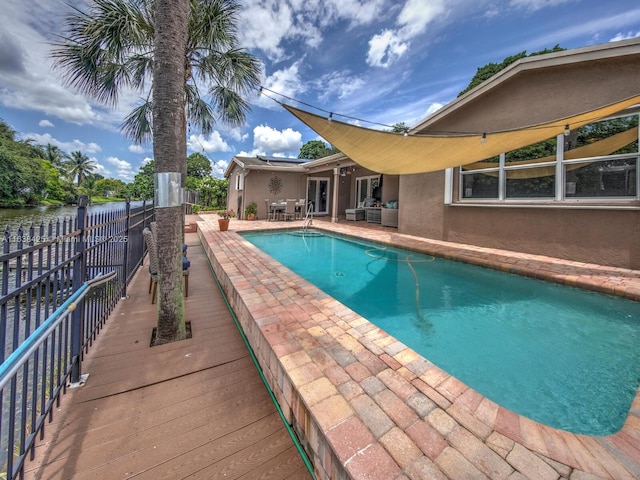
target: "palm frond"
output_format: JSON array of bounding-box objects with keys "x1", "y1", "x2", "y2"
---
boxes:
[
  {"x1": 185, "y1": 83, "x2": 215, "y2": 135},
  {"x1": 188, "y1": 0, "x2": 238, "y2": 51},
  {"x1": 209, "y1": 86, "x2": 251, "y2": 128},
  {"x1": 51, "y1": 0, "x2": 154, "y2": 105},
  {"x1": 121, "y1": 100, "x2": 154, "y2": 144}
]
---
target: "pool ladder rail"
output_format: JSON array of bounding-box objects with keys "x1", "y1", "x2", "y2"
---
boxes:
[{"x1": 302, "y1": 203, "x2": 313, "y2": 231}]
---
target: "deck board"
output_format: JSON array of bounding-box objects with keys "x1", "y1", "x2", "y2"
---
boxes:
[{"x1": 23, "y1": 231, "x2": 312, "y2": 480}]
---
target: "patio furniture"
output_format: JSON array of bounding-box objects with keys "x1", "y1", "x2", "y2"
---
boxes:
[
  {"x1": 296, "y1": 199, "x2": 306, "y2": 218},
  {"x1": 346, "y1": 197, "x2": 376, "y2": 221},
  {"x1": 345, "y1": 208, "x2": 365, "y2": 221},
  {"x1": 365, "y1": 207, "x2": 381, "y2": 223},
  {"x1": 283, "y1": 199, "x2": 298, "y2": 221},
  {"x1": 270, "y1": 200, "x2": 286, "y2": 220},
  {"x1": 143, "y1": 227, "x2": 189, "y2": 304},
  {"x1": 264, "y1": 199, "x2": 277, "y2": 221},
  {"x1": 381, "y1": 208, "x2": 398, "y2": 227}
]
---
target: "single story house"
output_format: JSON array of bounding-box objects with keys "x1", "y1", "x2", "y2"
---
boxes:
[
  {"x1": 224, "y1": 154, "x2": 399, "y2": 224},
  {"x1": 226, "y1": 37, "x2": 640, "y2": 269}
]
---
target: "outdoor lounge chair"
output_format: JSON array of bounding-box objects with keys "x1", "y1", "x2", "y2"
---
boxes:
[{"x1": 345, "y1": 197, "x2": 376, "y2": 221}]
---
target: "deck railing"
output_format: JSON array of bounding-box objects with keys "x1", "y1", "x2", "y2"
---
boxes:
[{"x1": 0, "y1": 197, "x2": 154, "y2": 479}]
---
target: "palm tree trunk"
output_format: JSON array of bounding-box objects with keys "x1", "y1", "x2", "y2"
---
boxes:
[{"x1": 152, "y1": 0, "x2": 189, "y2": 344}]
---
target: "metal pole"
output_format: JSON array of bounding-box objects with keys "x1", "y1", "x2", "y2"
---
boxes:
[
  {"x1": 122, "y1": 197, "x2": 131, "y2": 298},
  {"x1": 70, "y1": 195, "x2": 88, "y2": 384}
]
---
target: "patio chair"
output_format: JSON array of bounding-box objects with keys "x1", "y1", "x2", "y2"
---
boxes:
[
  {"x1": 264, "y1": 199, "x2": 276, "y2": 221},
  {"x1": 283, "y1": 199, "x2": 298, "y2": 221},
  {"x1": 143, "y1": 227, "x2": 189, "y2": 304}
]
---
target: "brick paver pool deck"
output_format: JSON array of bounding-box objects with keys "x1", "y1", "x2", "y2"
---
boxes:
[{"x1": 199, "y1": 214, "x2": 640, "y2": 480}]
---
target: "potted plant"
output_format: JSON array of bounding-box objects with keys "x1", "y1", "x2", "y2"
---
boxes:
[
  {"x1": 244, "y1": 202, "x2": 257, "y2": 221},
  {"x1": 217, "y1": 209, "x2": 236, "y2": 231}
]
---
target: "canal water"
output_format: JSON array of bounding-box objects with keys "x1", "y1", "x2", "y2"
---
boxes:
[{"x1": 0, "y1": 202, "x2": 144, "y2": 232}]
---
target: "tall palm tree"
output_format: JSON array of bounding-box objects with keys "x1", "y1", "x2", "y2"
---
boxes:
[
  {"x1": 52, "y1": 0, "x2": 261, "y2": 343},
  {"x1": 66, "y1": 150, "x2": 97, "y2": 186},
  {"x1": 151, "y1": 0, "x2": 189, "y2": 343}
]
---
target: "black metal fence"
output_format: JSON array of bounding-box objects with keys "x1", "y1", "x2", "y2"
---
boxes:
[{"x1": 0, "y1": 197, "x2": 154, "y2": 479}]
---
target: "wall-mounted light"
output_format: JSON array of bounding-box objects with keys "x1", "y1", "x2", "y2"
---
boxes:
[
  {"x1": 481, "y1": 132, "x2": 487, "y2": 144},
  {"x1": 328, "y1": 112, "x2": 333, "y2": 122},
  {"x1": 564, "y1": 124, "x2": 570, "y2": 136}
]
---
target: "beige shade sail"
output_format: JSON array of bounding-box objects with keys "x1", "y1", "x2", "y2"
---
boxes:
[
  {"x1": 283, "y1": 95, "x2": 640, "y2": 175},
  {"x1": 463, "y1": 126, "x2": 639, "y2": 179}
]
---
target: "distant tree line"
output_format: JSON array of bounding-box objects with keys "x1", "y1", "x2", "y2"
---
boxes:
[{"x1": 0, "y1": 118, "x2": 229, "y2": 208}]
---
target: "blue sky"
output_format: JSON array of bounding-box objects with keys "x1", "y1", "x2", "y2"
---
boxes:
[{"x1": 0, "y1": 0, "x2": 639, "y2": 182}]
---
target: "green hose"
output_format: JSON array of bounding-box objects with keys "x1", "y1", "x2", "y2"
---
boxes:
[{"x1": 205, "y1": 253, "x2": 317, "y2": 479}]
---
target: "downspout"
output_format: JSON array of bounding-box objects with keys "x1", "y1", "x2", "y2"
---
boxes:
[{"x1": 331, "y1": 167, "x2": 340, "y2": 222}]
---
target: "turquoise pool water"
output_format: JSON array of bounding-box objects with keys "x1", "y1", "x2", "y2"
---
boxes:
[{"x1": 241, "y1": 230, "x2": 640, "y2": 435}]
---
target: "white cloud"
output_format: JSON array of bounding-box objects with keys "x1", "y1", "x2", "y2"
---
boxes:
[
  {"x1": 105, "y1": 156, "x2": 135, "y2": 182},
  {"x1": 141, "y1": 157, "x2": 153, "y2": 165},
  {"x1": 211, "y1": 159, "x2": 229, "y2": 179},
  {"x1": 239, "y1": 1, "x2": 294, "y2": 61},
  {"x1": 313, "y1": 70, "x2": 366, "y2": 102},
  {"x1": 239, "y1": 0, "x2": 390, "y2": 62},
  {"x1": 128, "y1": 144, "x2": 145, "y2": 154},
  {"x1": 367, "y1": 30, "x2": 409, "y2": 68},
  {"x1": 91, "y1": 158, "x2": 110, "y2": 178},
  {"x1": 366, "y1": 0, "x2": 446, "y2": 68},
  {"x1": 187, "y1": 131, "x2": 232, "y2": 154},
  {"x1": 39, "y1": 119, "x2": 54, "y2": 128},
  {"x1": 252, "y1": 125, "x2": 302, "y2": 155},
  {"x1": 509, "y1": 0, "x2": 575, "y2": 12},
  {"x1": 425, "y1": 102, "x2": 444, "y2": 117},
  {"x1": 224, "y1": 127, "x2": 249, "y2": 143},
  {"x1": 256, "y1": 61, "x2": 306, "y2": 110},
  {"x1": 610, "y1": 30, "x2": 640, "y2": 41},
  {"x1": 18, "y1": 132, "x2": 101, "y2": 154}
]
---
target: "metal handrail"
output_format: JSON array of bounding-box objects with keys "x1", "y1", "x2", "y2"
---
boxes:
[
  {"x1": 0, "y1": 271, "x2": 115, "y2": 392},
  {"x1": 302, "y1": 203, "x2": 314, "y2": 231},
  {"x1": 0, "y1": 197, "x2": 154, "y2": 479}
]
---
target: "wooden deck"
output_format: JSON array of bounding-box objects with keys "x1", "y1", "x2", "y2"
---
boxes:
[{"x1": 23, "y1": 231, "x2": 312, "y2": 480}]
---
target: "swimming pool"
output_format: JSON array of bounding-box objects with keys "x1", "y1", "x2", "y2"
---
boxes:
[{"x1": 241, "y1": 229, "x2": 640, "y2": 436}]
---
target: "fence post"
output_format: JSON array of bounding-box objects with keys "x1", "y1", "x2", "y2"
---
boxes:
[
  {"x1": 70, "y1": 195, "x2": 88, "y2": 385},
  {"x1": 142, "y1": 199, "x2": 147, "y2": 228},
  {"x1": 122, "y1": 196, "x2": 131, "y2": 298}
]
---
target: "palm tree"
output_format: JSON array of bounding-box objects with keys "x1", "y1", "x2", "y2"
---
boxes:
[
  {"x1": 66, "y1": 151, "x2": 97, "y2": 187},
  {"x1": 44, "y1": 143, "x2": 66, "y2": 173},
  {"x1": 51, "y1": 0, "x2": 261, "y2": 146},
  {"x1": 151, "y1": 0, "x2": 189, "y2": 344},
  {"x1": 52, "y1": 0, "x2": 261, "y2": 343},
  {"x1": 78, "y1": 173, "x2": 104, "y2": 201}
]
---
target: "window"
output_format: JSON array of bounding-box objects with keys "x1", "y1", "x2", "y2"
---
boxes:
[
  {"x1": 355, "y1": 175, "x2": 380, "y2": 206},
  {"x1": 235, "y1": 172, "x2": 244, "y2": 191},
  {"x1": 458, "y1": 113, "x2": 639, "y2": 202}
]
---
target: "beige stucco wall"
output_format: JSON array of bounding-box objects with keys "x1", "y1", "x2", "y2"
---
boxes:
[
  {"x1": 415, "y1": 47, "x2": 640, "y2": 135},
  {"x1": 399, "y1": 172, "x2": 640, "y2": 270},
  {"x1": 227, "y1": 166, "x2": 308, "y2": 219}
]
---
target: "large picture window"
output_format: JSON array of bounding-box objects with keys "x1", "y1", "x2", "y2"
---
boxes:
[{"x1": 459, "y1": 113, "x2": 639, "y2": 202}]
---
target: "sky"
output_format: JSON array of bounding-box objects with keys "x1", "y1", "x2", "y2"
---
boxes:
[{"x1": 0, "y1": 0, "x2": 639, "y2": 183}]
